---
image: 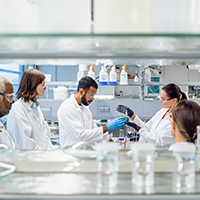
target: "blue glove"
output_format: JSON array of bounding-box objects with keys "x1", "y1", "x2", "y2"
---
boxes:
[
  {"x1": 106, "y1": 117, "x2": 127, "y2": 131},
  {"x1": 116, "y1": 105, "x2": 134, "y2": 118},
  {"x1": 125, "y1": 122, "x2": 141, "y2": 132}
]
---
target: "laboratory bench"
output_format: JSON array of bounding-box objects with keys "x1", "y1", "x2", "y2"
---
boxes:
[{"x1": 0, "y1": 150, "x2": 200, "y2": 199}]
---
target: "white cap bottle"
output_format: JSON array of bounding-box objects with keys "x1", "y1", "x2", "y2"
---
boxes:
[
  {"x1": 120, "y1": 65, "x2": 128, "y2": 85},
  {"x1": 99, "y1": 66, "x2": 108, "y2": 85},
  {"x1": 77, "y1": 64, "x2": 87, "y2": 81},
  {"x1": 109, "y1": 65, "x2": 117, "y2": 85},
  {"x1": 87, "y1": 65, "x2": 95, "y2": 80}
]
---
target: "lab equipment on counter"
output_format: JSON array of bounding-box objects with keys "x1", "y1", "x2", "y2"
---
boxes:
[
  {"x1": 77, "y1": 64, "x2": 87, "y2": 81},
  {"x1": 109, "y1": 65, "x2": 117, "y2": 85},
  {"x1": 53, "y1": 86, "x2": 68, "y2": 99},
  {"x1": 45, "y1": 74, "x2": 51, "y2": 82},
  {"x1": 120, "y1": 65, "x2": 128, "y2": 85},
  {"x1": 63, "y1": 141, "x2": 97, "y2": 159},
  {"x1": 171, "y1": 142, "x2": 196, "y2": 189},
  {"x1": 96, "y1": 143, "x2": 119, "y2": 187},
  {"x1": 87, "y1": 65, "x2": 95, "y2": 79},
  {"x1": 0, "y1": 144, "x2": 16, "y2": 177},
  {"x1": 131, "y1": 143, "x2": 156, "y2": 187},
  {"x1": 99, "y1": 66, "x2": 108, "y2": 85}
]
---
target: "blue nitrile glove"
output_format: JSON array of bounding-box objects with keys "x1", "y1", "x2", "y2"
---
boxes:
[
  {"x1": 116, "y1": 105, "x2": 134, "y2": 118},
  {"x1": 106, "y1": 117, "x2": 127, "y2": 131},
  {"x1": 125, "y1": 122, "x2": 141, "y2": 132}
]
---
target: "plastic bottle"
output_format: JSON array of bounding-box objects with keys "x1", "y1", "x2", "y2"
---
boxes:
[
  {"x1": 109, "y1": 65, "x2": 117, "y2": 85},
  {"x1": 77, "y1": 64, "x2": 87, "y2": 82},
  {"x1": 134, "y1": 70, "x2": 139, "y2": 82},
  {"x1": 99, "y1": 66, "x2": 108, "y2": 85},
  {"x1": 120, "y1": 65, "x2": 128, "y2": 85},
  {"x1": 116, "y1": 66, "x2": 120, "y2": 82},
  {"x1": 87, "y1": 65, "x2": 95, "y2": 79},
  {"x1": 119, "y1": 129, "x2": 125, "y2": 143}
]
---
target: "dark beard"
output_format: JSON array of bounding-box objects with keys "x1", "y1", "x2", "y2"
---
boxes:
[{"x1": 81, "y1": 93, "x2": 91, "y2": 106}]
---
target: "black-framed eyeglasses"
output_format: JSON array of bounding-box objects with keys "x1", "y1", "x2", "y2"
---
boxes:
[{"x1": 0, "y1": 93, "x2": 15, "y2": 103}]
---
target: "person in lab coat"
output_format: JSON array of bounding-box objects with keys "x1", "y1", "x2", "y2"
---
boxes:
[
  {"x1": 7, "y1": 69, "x2": 53, "y2": 150},
  {"x1": 57, "y1": 76, "x2": 127, "y2": 148},
  {"x1": 0, "y1": 76, "x2": 15, "y2": 149},
  {"x1": 170, "y1": 100, "x2": 200, "y2": 145},
  {"x1": 116, "y1": 83, "x2": 187, "y2": 150}
]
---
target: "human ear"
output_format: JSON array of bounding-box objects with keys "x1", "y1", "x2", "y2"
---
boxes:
[
  {"x1": 79, "y1": 89, "x2": 85, "y2": 96},
  {"x1": 171, "y1": 119, "x2": 176, "y2": 137}
]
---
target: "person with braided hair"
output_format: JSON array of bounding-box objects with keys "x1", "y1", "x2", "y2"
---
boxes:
[
  {"x1": 171, "y1": 100, "x2": 200, "y2": 144},
  {"x1": 116, "y1": 83, "x2": 187, "y2": 150}
]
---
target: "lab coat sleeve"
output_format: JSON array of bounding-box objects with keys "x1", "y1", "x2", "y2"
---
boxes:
[
  {"x1": 132, "y1": 115, "x2": 148, "y2": 129},
  {"x1": 7, "y1": 109, "x2": 42, "y2": 150},
  {"x1": 58, "y1": 107, "x2": 104, "y2": 143},
  {"x1": 92, "y1": 120, "x2": 110, "y2": 140},
  {"x1": 138, "y1": 119, "x2": 174, "y2": 148},
  {"x1": 133, "y1": 109, "x2": 167, "y2": 133}
]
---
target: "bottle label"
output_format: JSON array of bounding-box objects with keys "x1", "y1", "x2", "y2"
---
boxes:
[
  {"x1": 110, "y1": 74, "x2": 117, "y2": 82},
  {"x1": 121, "y1": 74, "x2": 127, "y2": 79},
  {"x1": 100, "y1": 75, "x2": 108, "y2": 81}
]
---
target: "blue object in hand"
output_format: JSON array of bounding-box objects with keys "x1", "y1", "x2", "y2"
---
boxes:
[
  {"x1": 106, "y1": 117, "x2": 127, "y2": 131},
  {"x1": 125, "y1": 122, "x2": 141, "y2": 132},
  {"x1": 116, "y1": 105, "x2": 134, "y2": 118}
]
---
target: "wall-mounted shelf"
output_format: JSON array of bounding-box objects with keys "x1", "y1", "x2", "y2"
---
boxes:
[{"x1": 145, "y1": 82, "x2": 200, "y2": 86}]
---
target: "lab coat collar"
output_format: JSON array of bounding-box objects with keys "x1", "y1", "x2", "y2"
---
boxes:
[
  {"x1": 70, "y1": 94, "x2": 84, "y2": 112},
  {"x1": 20, "y1": 99, "x2": 41, "y2": 122},
  {"x1": 29, "y1": 100, "x2": 40, "y2": 109}
]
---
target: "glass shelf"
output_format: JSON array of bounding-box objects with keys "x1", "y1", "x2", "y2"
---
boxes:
[{"x1": 1, "y1": 34, "x2": 200, "y2": 65}]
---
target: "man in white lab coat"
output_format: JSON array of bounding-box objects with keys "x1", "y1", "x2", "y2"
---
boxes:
[
  {"x1": 58, "y1": 76, "x2": 127, "y2": 148},
  {"x1": 0, "y1": 76, "x2": 15, "y2": 149}
]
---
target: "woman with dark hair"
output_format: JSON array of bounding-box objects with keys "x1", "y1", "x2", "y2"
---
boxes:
[
  {"x1": 171, "y1": 100, "x2": 200, "y2": 144},
  {"x1": 7, "y1": 69, "x2": 53, "y2": 150},
  {"x1": 116, "y1": 83, "x2": 187, "y2": 150}
]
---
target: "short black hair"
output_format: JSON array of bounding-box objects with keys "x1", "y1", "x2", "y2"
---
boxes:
[{"x1": 77, "y1": 76, "x2": 98, "y2": 92}]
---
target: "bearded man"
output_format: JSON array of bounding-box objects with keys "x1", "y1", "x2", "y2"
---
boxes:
[{"x1": 57, "y1": 76, "x2": 126, "y2": 148}]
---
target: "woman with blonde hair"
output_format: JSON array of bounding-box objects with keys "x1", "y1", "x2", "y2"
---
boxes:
[{"x1": 7, "y1": 69, "x2": 53, "y2": 150}]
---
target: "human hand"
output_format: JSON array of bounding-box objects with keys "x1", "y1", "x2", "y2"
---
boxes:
[
  {"x1": 125, "y1": 121, "x2": 141, "y2": 132},
  {"x1": 116, "y1": 105, "x2": 134, "y2": 118},
  {"x1": 106, "y1": 117, "x2": 127, "y2": 131}
]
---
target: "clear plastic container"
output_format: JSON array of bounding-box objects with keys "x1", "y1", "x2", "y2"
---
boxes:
[
  {"x1": 109, "y1": 65, "x2": 117, "y2": 85},
  {"x1": 99, "y1": 66, "x2": 108, "y2": 85},
  {"x1": 96, "y1": 143, "x2": 119, "y2": 187},
  {"x1": 120, "y1": 65, "x2": 128, "y2": 85},
  {"x1": 77, "y1": 64, "x2": 87, "y2": 81},
  {"x1": 131, "y1": 143, "x2": 156, "y2": 187},
  {"x1": 87, "y1": 65, "x2": 95, "y2": 79}
]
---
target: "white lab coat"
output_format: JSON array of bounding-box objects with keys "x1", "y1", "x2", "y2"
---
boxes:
[
  {"x1": 132, "y1": 108, "x2": 175, "y2": 150},
  {"x1": 0, "y1": 121, "x2": 15, "y2": 149},
  {"x1": 7, "y1": 98, "x2": 53, "y2": 150},
  {"x1": 57, "y1": 94, "x2": 110, "y2": 148}
]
